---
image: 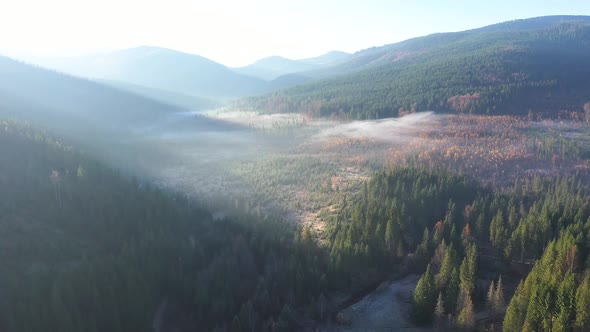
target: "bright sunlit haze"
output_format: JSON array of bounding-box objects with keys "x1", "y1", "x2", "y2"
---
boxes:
[{"x1": 2, "y1": 0, "x2": 590, "y2": 66}]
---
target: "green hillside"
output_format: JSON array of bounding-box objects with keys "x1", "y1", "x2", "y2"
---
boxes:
[
  {"x1": 0, "y1": 121, "x2": 328, "y2": 332},
  {"x1": 245, "y1": 16, "x2": 590, "y2": 119}
]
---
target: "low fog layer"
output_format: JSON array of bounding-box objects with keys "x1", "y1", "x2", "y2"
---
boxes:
[
  {"x1": 122, "y1": 111, "x2": 447, "y2": 198},
  {"x1": 314, "y1": 111, "x2": 439, "y2": 143}
]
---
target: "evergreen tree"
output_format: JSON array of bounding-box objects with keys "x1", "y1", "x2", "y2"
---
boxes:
[
  {"x1": 444, "y1": 267, "x2": 461, "y2": 315},
  {"x1": 385, "y1": 217, "x2": 396, "y2": 253},
  {"x1": 554, "y1": 273, "x2": 575, "y2": 332},
  {"x1": 494, "y1": 275, "x2": 504, "y2": 314},
  {"x1": 456, "y1": 294, "x2": 475, "y2": 329},
  {"x1": 490, "y1": 210, "x2": 506, "y2": 252},
  {"x1": 413, "y1": 264, "x2": 437, "y2": 325},
  {"x1": 486, "y1": 280, "x2": 496, "y2": 312},
  {"x1": 432, "y1": 239, "x2": 448, "y2": 274},
  {"x1": 435, "y1": 292, "x2": 446, "y2": 323},
  {"x1": 575, "y1": 273, "x2": 590, "y2": 330},
  {"x1": 459, "y1": 244, "x2": 477, "y2": 296},
  {"x1": 435, "y1": 292, "x2": 446, "y2": 331},
  {"x1": 435, "y1": 243, "x2": 455, "y2": 291},
  {"x1": 416, "y1": 228, "x2": 432, "y2": 266}
]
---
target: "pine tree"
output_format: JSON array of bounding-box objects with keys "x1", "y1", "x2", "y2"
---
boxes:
[
  {"x1": 459, "y1": 244, "x2": 477, "y2": 296},
  {"x1": 554, "y1": 273, "x2": 575, "y2": 332},
  {"x1": 444, "y1": 267, "x2": 460, "y2": 315},
  {"x1": 575, "y1": 273, "x2": 590, "y2": 330},
  {"x1": 456, "y1": 294, "x2": 475, "y2": 329},
  {"x1": 435, "y1": 243, "x2": 455, "y2": 291},
  {"x1": 490, "y1": 210, "x2": 505, "y2": 249},
  {"x1": 416, "y1": 228, "x2": 431, "y2": 265},
  {"x1": 435, "y1": 292, "x2": 445, "y2": 323},
  {"x1": 413, "y1": 264, "x2": 437, "y2": 325},
  {"x1": 524, "y1": 282, "x2": 555, "y2": 332},
  {"x1": 486, "y1": 280, "x2": 496, "y2": 312},
  {"x1": 432, "y1": 239, "x2": 448, "y2": 274},
  {"x1": 456, "y1": 287, "x2": 470, "y2": 315},
  {"x1": 494, "y1": 275, "x2": 504, "y2": 314},
  {"x1": 443, "y1": 200, "x2": 456, "y2": 231}
]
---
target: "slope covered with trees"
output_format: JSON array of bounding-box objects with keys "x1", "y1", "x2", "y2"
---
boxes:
[
  {"x1": 245, "y1": 16, "x2": 590, "y2": 119},
  {"x1": 321, "y1": 166, "x2": 590, "y2": 329},
  {"x1": 0, "y1": 121, "x2": 331, "y2": 332},
  {"x1": 5, "y1": 116, "x2": 590, "y2": 330}
]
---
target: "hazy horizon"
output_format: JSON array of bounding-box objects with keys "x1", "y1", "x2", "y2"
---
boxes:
[{"x1": 2, "y1": 0, "x2": 590, "y2": 67}]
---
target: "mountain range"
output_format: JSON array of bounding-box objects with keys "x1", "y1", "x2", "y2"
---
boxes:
[
  {"x1": 0, "y1": 55, "x2": 235, "y2": 150},
  {"x1": 4, "y1": 15, "x2": 590, "y2": 120},
  {"x1": 233, "y1": 51, "x2": 351, "y2": 80},
  {"x1": 246, "y1": 15, "x2": 590, "y2": 119},
  {"x1": 28, "y1": 46, "x2": 269, "y2": 99},
  {"x1": 23, "y1": 48, "x2": 350, "y2": 100}
]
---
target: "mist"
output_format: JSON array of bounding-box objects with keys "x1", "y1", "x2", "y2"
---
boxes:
[{"x1": 314, "y1": 111, "x2": 440, "y2": 143}]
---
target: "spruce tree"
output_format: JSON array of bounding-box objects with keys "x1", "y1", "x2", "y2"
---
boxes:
[
  {"x1": 413, "y1": 264, "x2": 437, "y2": 325},
  {"x1": 416, "y1": 228, "x2": 431, "y2": 265},
  {"x1": 554, "y1": 273, "x2": 575, "y2": 332},
  {"x1": 459, "y1": 244, "x2": 477, "y2": 296},
  {"x1": 575, "y1": 273, "x2": 590, "y2": 330},
  {"x1": 444, "y1": 267, "x2": 461, "y2": 315},
  {"x1": 436, "y1": 243, "x2": 455, "y2": 291}
]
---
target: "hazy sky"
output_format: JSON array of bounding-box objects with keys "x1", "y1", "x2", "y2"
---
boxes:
[{"x1": 1, "y1": 0, "x2": 589, "y2": 66}]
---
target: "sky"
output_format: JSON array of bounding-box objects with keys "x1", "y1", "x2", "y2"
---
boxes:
[{"x1": 1, "y1": 0, "x2": 590, "y2": 67}]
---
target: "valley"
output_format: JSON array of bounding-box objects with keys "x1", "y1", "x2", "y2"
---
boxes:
[
  {"x1": 99, "y1": 107, "x2": 589, "y2": 331},
  {"x1": 2, "y1": 11, "x2": 590, "y2": 332}
]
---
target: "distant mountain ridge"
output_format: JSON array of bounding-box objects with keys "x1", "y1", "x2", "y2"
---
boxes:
[
  {"x1": 244, "y1": 15, "x2": 590, "y2": 119},
  {"x1": 233, "y1": 51, "x2": 351, "y2": 80},
  {"x1": 29, "y1": 46, "x2": 269, "y2": 99},
  {"x1": 15, "y1": 15, "x2": 590, "y2": 116},
  {"x1": 0, "y1": 55, "x2": 233, "y2": 143},
  {"x1": 26, "y1": 47, "x2": 349, "y2": 99}
]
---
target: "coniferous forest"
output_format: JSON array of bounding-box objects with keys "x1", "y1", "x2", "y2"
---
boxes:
[
  {"x1": 244, "y1": 21, "x2": 590, "y2": 120},
  {"x1": 0, "y1": 122, "x2": 329, "y2": 332},
  {"x1": 5, "y1": 117, "x2": 590, "y2": 331}
]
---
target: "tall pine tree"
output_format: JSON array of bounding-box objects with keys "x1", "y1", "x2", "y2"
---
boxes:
[{"x1": 413, "y1": 264, "x2": 437, "y2": 325}]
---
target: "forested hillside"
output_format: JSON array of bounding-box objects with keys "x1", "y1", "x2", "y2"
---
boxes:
[
  {"x1": 0, "y1": 121, "x2": 330, "y2": 332},
  {"x1": 244, "y1": 16, "x2": 590, "y2": 119},
  {"x1": 5, "y1": 117, "x2": 590, "y2": 331},
  {"x1": 323, "y1": 167, "x2": 590, "y2": 330}
]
